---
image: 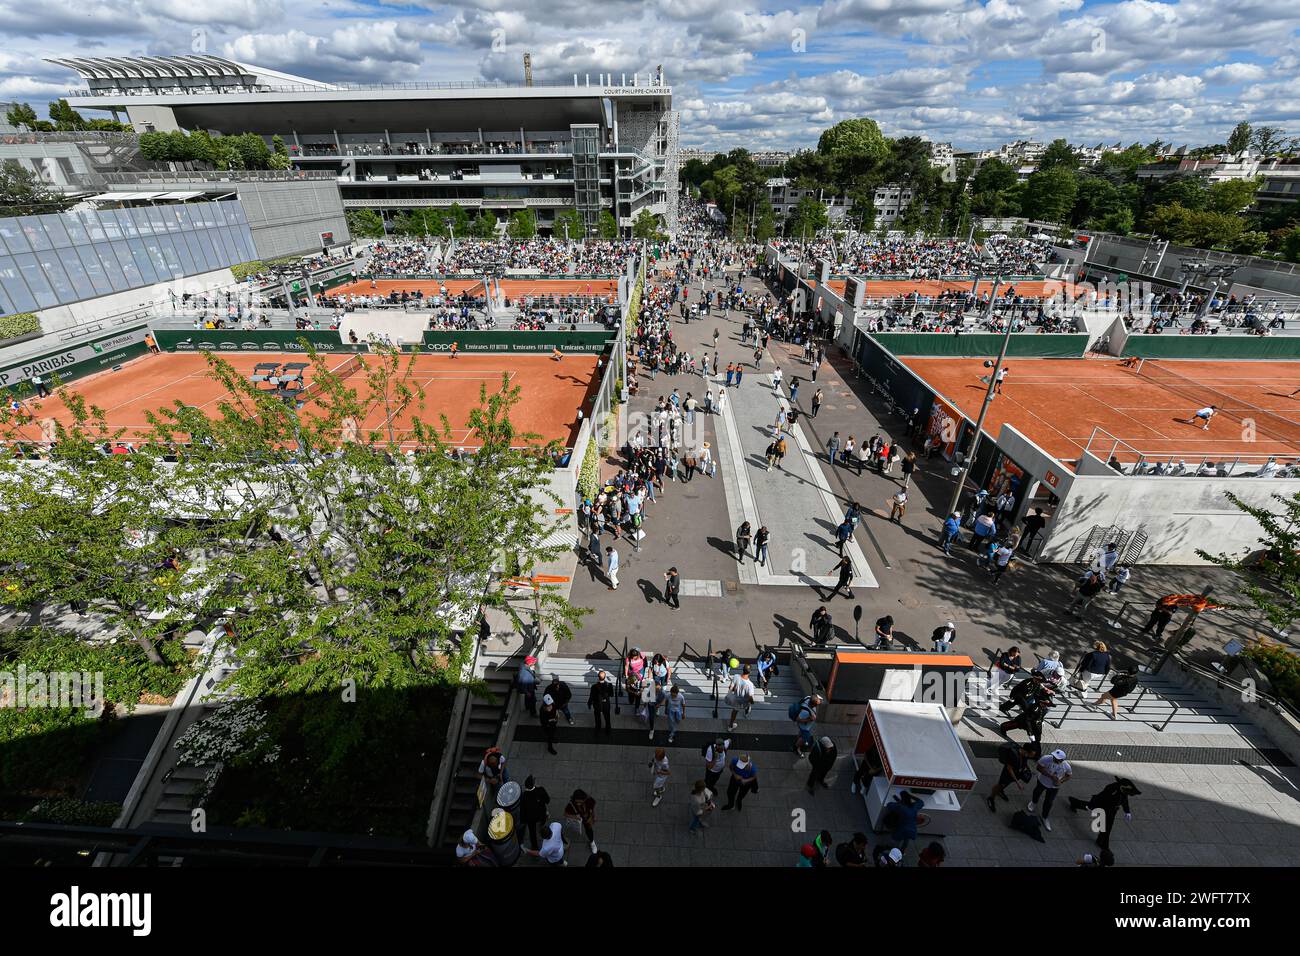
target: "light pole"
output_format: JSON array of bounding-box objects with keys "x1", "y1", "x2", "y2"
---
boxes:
[{"x1": 944, "y1": 275, "x2": 1006, "y2": 519}]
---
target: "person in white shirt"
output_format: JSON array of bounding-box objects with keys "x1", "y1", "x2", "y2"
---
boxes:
[
  {"x1": 1028, "y1": 749, "x2": 1072, "y2": 831},
  {"x1": 1092, "y1": 542, "x2": 1120, "y2": 575},
  {"x1": 771, "y1": 366, "x2": 783, "y2": 391},
  {"x1": 523, "y1": 822, "x2": 567, "y2": 865},
  {"x1": 1190, "y1": 405, "x2": 1217, "y2": 430},
  {"x1": 725, "y1": 665, "x2": 756, "y2": 731}
]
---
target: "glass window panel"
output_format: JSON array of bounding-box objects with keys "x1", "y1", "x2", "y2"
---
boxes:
[
  {"x1": 113, "y1": 209, "x2": 139, "y2": 238},
  {"x1": 155, "y1": 235, "x2": 184, "y2": 277},
  {"x1": 141, "y1": 236, "x2": 169, "y2": 278},
  {"x1": 56, "y1": 249, "x2": 95, "y2": 300},
  {"x1": 146, "y1": 206, "x2": 170, "y2": 233},
  {"x1": 17, "y1": 217, "x2": 52, "y2": 252},
  {"x1": 171, "y1": 233, "x2": 197, "y2": 274},
  {"x1": 35, "y1": 249, "x2": 76, "y2": 304},
  {"x1": 195, "y1": 231, "x2": 220, "y2": 272},
  {"x1": 0, "y1": 280, "x2": 15, "y2": 318},
  {"x1": 236, "y1": 228, "x2": 258, "y2": 262},
  {"x1": 93, "y1": 244, "x2": 129, "y2": 292},
  {"x1": 175, "y1": 228, "x2": 203, "y2": 273},
  {"x1": 174, "y1": 206, "x2": 195, "y2": 231},
  {"x1": 13, "y1": 253, "x2": 58, "y2": 309},
  {"x1": 211, "y1": 227, "x2": 237, "y2": 265},
  {"x1": 127, "y1": 239, "x2": 159, "y2": 284},
  {"x1": 99, "y1": 211, "x2": 123, "y2": 241},
  {"x1": 0, "y1": 256, "x2": 38, "y2": 313},
  {"x1": 0, "y1": 219, "x2": 31, "y2": 254},
  {"x1": 130, "y1": 207, "x2": 155, "y2": 235},
  {"x1": 41, "y1": 215, "x2": 71, "y2": 248},
  {"x1": 75, "y1": 244, "x2": 113, "y2": 297},
  {"x1": 109, "y1": 241, "x2": 143, "y2": 288},
  {"x1": 62, "y1": 214, "x2": 89, "y2": 245},
  {"x1": 78, "y1": 210, "x2": 106, "y2": 243}
]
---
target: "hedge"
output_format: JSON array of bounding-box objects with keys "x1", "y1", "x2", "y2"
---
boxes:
[
  {"x1": 0, "y1": 312, "x2": 40, "y2": 341},
  {"x1": 577, "y1": 436, "x2": 601, "y2": 500}
]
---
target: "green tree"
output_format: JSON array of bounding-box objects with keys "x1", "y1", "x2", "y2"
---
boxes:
[
  {"x1": 5, "y1": 103, "x2": 38, "y2": 131},
  {"x1": 1149, "y1": 175, "x2": 1208, "y2": 213},
  {"x1": 346, "y1": 209, "x2": 385, "y2": 239},
  {"x1": 817, "y1": 118, "x2": 889, "y2": 165},
  {"x1": 788, "y1": 195, "x2": 829, "y2": 239},
  {"x1": 0, "y1": 159, "x2": 71, "y2": 217},
  {"x1": 1037, "y1": 138, "x2": 1078, "y2": 172},
  {"x1": 508, "y1": 209, "x2": 538, "y2": 239},
  {"x1": 469, "y1": 211, "x2": 499, "y2": 238},
  {"x1": 553, "y1": 208, "x2": 584, "y2": 241},
  {"x1": 1146, "y1": 203, "x2": 1245, "y2": 248},
  {"x1": 271, "y1": 134, "x2": 289, "y2": 157},
  {"x1": 1021, "y1": 167, "x2": 1078, "y2": 223},
  {"x1": 1206, "y1": 177, "x2": 1260, "y2": 214},
  {"x1": 395, "y1": 209, "x2": 445, "y2": 237},
  {"x1": 1282, "y1": 227, "x2": 1300, "y2": 263},
  {"x1": 443, "y1": 203, "x2": 470, "y2": 238},
  {"x1": 596, "y1": 209, "x2": 619, "y2": 239},
  {"x1": 47, "y1": 99, "x2": 86, "y2": 131},
  {"x1": 1251, "y1": 126, "x2": 1290, "y2": 157},
  {"x1": 1227, "y1": 121, "x2": 1253, "y2": 155},
  {"x1": 631, "y1": 209, "x2": 663, "y2": 240},
  {"x1": 752, "y1": 198, "x2": 778, "y2": 242},
  {"x1": 970, "y1": 158, "x2": 1019, "y2": 215}
]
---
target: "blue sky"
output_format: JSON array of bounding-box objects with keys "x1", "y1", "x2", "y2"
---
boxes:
[{"x1": 3, "y1": 0, "x2": 1298, "y2": 151}]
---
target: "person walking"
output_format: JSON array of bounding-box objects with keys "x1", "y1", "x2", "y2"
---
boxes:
[
  {"x1": 522, "y1": 822, "x2": 567, "y2": 866},
  {"x1": 1028, "y1": 749, "x2": 1072, "y2": 832},
  {"x1": 889, "y1": 489, "x2": 907, "y2": 523},
  {"x1": 478, "y1": 745, "x2": 509, "y2": 792},
  {"x1": 648, "y1": 748, "x2": 672, "y2": 808},
  {"x1": 940, "y1": 512, "x2": 962, "y2": 555},
  {"x1": 1066, "y1": 568, "x2": 1106, "y2": 616},
  {"x1": 990, "y1": 542, "x2": 1015, "y2": 587},
  {"x1": 791, "y1": 693, "x2": 821, "y2": 756},
  {"x1": 1137, "y1": 594, "x2": 1179, "y2": 639},
  {"x1": 520, "y1": 775, "x2": 551, "y2": 850},
  {"x1": 827, "y1": 431, "x2": 840, "y2": 465},
  {"x1": 986, "y1": 741, "x2": 1040, "y2": 811},
  {"x1": 663, "y1": 566, "x2": 681, "y2": 609},
  {"x1": 564, "y1": 789, "x2": 599, "y2": 855},
  {"x1": 724, "y1": 665, "x2": 756, "y2": 731},
  {"x1": 640, "y1": 674, "x2": 663, "y2": 741},
  {"x1": 1068, "y1": 777, "x2": 1140, "y2": 850},
  {"x1": 806, "y1": 734, "x2": 837, "y2": 794},
  {"x1": 754, "y1": 526, "x2": 770, "y2": 567},
  {"x1": 735, "y1": 520, "x2": 753, "y2": 564},
  {"x1": 900, "y1": 452, "x2": 916, "y2": 489},
  {"x1": 664, "y1": 684, "x2": 686, "y2": 743},
  {"x1": 689, "y1": 780, "x2": 716, "y2": 834},
  {"x1": 1093, "y1": 667, "x2": 1139, "y2": 719},
  {"x1": 834, "y1": 517, "x2": 854, "y2": 556},
  {"x1": 811, "y1": 388, "x2": 824, "y2": 418},
  {"x1": 931, "y1": 621, "x2": 956, "y2": 653},
  {"x1": 587, "y1": 669, "x2": 614, "y2": 735},
  {"x1": 969, "y1": 511, "x2": 997, "y2": 551},
  {"x1": 516, "y1": 655, "x2": 539, "y2": 716},
  {"x1": 545, "y1": 675, "x2": 574, "y2": 726},
  {"x1": 702, "y1": 737, "x2": 730, "y2": 793},
  {"x1": 1019, "y1": 508, "x2": 1047, "y2": 553},
  {"x1": 539, "y1": 694, "x2": 560, "y2": 755},
  {"x1": 720, "y1": 753, "x2": 758, "y2": 812},
  {"x1": 809, "y1": 606, "x2": 833, "y2": 646},
  {"x1": 605, "y1": 545, "x2": 620, "y2": 591},
  {"x1": 824, "y1": 555, "x2": 854, "y2": 600},
  {"x1": 789, "y1": 377, "x2": 800, "y2": 405},
  {"x1": 1071, "y1": 641, "x2": 1112, "y2": 695}
]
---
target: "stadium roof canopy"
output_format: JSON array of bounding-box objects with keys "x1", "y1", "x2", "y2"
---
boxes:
[{"x1": 45, "y1": 55, "x2": 337, "y2": 91}]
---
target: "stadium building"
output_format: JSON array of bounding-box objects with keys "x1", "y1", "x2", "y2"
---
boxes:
[{"x1": 47, "y1": 55, "x2": 680, "y2": 236}]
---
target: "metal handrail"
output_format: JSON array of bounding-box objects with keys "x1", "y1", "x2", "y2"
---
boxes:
[
  {"x1": 596, "y1": 638, "x2": 625, "y2": 714},
  {"x1": 673, "y1": 640, "x2": 707, "y2": 671},
  {"x1": 708, "y1": 639, "x2": 718, "y2": 719}
]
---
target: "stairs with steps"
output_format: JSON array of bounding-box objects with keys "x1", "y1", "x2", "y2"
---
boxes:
[
  {"x1": 438, "y1": 660, "x2": 517, "y2": 848},
  {"x1": 980, "y1": 672, "x2": 1268, "y2": 740},
  {"x1": 540, "y1": 653, "x2": 807, "y2": 725}
]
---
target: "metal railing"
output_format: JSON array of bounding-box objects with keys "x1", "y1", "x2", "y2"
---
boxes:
[{"x1": 101, "y1": 169, "x2": 335, "y2": 183}]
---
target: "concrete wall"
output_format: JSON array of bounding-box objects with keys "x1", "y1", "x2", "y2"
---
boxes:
[{"x1": 1042, "y1": 456, "x2": 1300, "y2": 564}]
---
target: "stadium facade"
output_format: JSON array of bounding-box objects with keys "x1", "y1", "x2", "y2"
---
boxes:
[{"x1": 48, "y1": 56, "x2": 680, "y2": 235}]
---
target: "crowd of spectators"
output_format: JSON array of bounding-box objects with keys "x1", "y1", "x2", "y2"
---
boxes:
[{"x1": 769, "y1": 233, "x2": 1055, "y2": 278}]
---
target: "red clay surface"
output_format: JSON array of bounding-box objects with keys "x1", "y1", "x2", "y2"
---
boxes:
[
  {"x1": 902, "y1": 357, "x2": 1300, "y2": 467},
  {"x1": 27, "y1": 352, "x2": 599, "y2": 449},
  {"x1": 330, "y1": 278, "x2": 618, "y2": 299},
  {"x1": 845, "y1": 279, "x2": 1067, "y2": 299}
]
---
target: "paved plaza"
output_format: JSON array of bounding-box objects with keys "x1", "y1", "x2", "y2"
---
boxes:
[{"x1": 500, "y1": 263, "x2": 1300, "y2": 867}]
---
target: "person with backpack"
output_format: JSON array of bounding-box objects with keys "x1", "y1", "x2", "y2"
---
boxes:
[
  {"x1": 790, "y1": 693, "x2": 822, "y2": 757},
  {"x1": 689, "y1": 779, "x2": 716, "y2": 834},
  {"x1": 516, "y1": 655, "x2": 538, "y2": 716},
  {"x1": 809, "y1": 606, "x2": 833, "y2": 646},
  {"x1": 624, "y1": 646, "x2": 647, "y2": 705},
  {"x1": 1068, "y1": 777, "x2": 1140, "y2": 851},
  {"x1": 806, "y1": 734, "x2": 837, "y2": 794},
  {"x1": 834, "y1": 517, "x2": 854, "y2": 556},
  {"x1": 478, "y1": 746, "x2": 509, "y2": 791},
  {"x1": 725, "y1": 665, "x2": 756, "y2": 731},
  {"x1": 719, "y1": 753, "x2": 759, "y2": 812},
  {"x1": 986, "y1": 741, "x2": 1040, "y2": 811},
  {"x1": 735, "y1": 520, "x2": 753, "y2": 564},
  {"x1": 1066, "y1": 569, "x2": 1106, "y2": 616},
  {"x1": 824, "y1": 555, "x2": 855, "y2": 601},
  {"x1": 545, "y1": 675, "x2": 574, "y2": 726},
  {"x1": 702, "y1": 737, "x2": 731, "y2": 792}
]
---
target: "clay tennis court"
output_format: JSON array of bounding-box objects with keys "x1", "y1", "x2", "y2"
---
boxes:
[
  {"x1": 825, "y1": 279, "x2": 1067, "y2": 299},
  {"x1": 329, "y1": 278, "x2": 618, "y2": 300},
  {"x1": 29, "y1": 351, "x2": 600, "y2": 449},
  {"x1": 902, "y1": 356, "x2": 1300, "y2": 467}
]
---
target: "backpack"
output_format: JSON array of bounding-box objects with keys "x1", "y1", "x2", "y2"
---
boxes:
[{"x1": 788, "y1": 696, "x2": 813, "y2": 722}]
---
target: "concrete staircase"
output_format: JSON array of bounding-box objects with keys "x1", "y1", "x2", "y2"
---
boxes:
[
  {"x1": 438, "y1": 661, "x2": 516, "y2": 848},
  {"x1": 539, "y1": 653, "x2": 806, "y2": 725}
]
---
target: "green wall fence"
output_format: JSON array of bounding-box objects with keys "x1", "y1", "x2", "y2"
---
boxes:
[
  {"x1": 0, "y1": 327, "x2": 151, "y2": 394},
  {"x1": 1121, "y1": 335, "x2": 1300, "y2": 360},
  {"x1": 870, "y1": 332, "x2": 1090, "y2": 358}
]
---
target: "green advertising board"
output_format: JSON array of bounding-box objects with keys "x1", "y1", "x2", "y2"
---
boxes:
[
  {"x1": 1121, "y1": 335, "x2": 1300, "y2": 360},
  {"x1": 0, "y1": 327, "x2": 151, "y2": 394},
  {"x1": 151, "y1": 329, "x2": 615, "y2": 355},
  {"x1": 870, "y1": 332, "x2": 1089, "y2": 358}
]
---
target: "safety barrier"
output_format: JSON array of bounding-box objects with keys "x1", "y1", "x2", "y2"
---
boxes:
[
  {"x1": 1120, "y1": 334, "x2": 1300, "y2": 359},
  {"x1": 151, "y1": 328, "x2": 617, "y2": 355},
  {"x1": 869, "y1": 332, "x2": 1089, "y2": 358}
]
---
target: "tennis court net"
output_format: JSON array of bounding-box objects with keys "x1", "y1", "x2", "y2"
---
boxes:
[
  {"x1": 1136, "y1": 361, "x2": 1300, "y2": 443},
  {"x1": 298, "y1": 354, "x2": 364, "y2": 403}
]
